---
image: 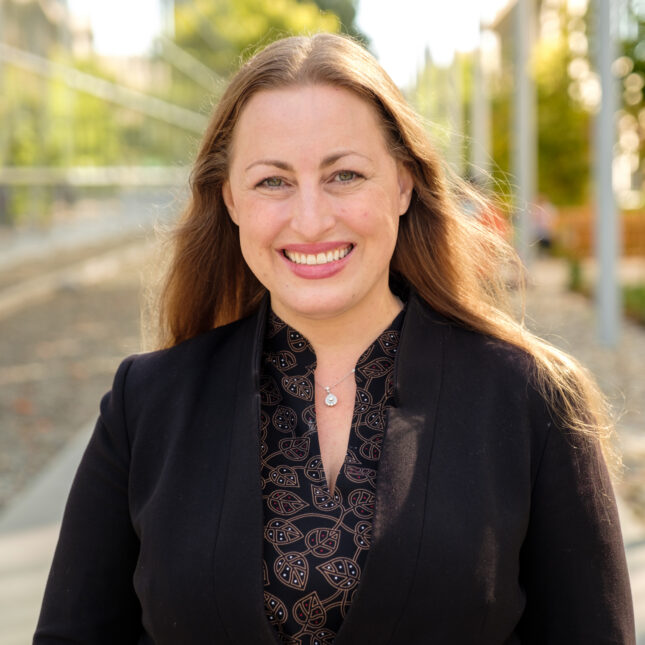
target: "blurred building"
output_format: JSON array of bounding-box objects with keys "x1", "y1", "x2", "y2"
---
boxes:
[{"x1": 0, "y1": 0, "x2": 92, "y2": 57}]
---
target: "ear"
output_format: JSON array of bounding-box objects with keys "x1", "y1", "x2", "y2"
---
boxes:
[
  {"x1": 396, "y1": 163, "x2": 414, "y2": 216},
  {"x1": 222, "y1": 180, "x2": 238, "y2": 225}
]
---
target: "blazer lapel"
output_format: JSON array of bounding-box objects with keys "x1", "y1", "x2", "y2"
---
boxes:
[
  {"x1": 335, "y1": 293, "x2": 446, "y2": 645},
  {"x1": 211, "y1": 292, "x2": 446, "y2": 644},
  {"x1": 212, "y1": 296, "x2": 281, "y2": 644}
]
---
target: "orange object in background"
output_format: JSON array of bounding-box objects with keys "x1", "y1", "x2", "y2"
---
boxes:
[
  {"x1": 479, "y1": 205, "x2": 512, "y2": 242},
  {"x1": 556, "y1": 207, "x2": 645, "y2": 258}
]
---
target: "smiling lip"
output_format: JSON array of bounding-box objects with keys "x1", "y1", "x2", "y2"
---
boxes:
[{"x1": 280, "y1": 243, "x2": 354, "y2": 279}]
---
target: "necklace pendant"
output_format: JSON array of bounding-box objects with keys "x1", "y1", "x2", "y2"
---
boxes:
[{"x1": 324, "y1": 392, "x2": 338, "y2": 407}]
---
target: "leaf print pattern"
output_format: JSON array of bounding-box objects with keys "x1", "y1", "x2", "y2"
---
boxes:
[
  {"x1": 267, "y1": 314, "x2": 287, "y2": 337},
  {"x1": 282, "y1": 376, "x2": 314, "y2": 401},
  {"x1": 279, "y1": 437, "x2": 311, "y2": 461},
  {"x1": 366, "y1": 410, "x2": 385, "y2": 430},
  {"x1": 260, "y1": 376, "x2": 282, "y2": 406},
  {"x1": 348, "y1": 490, "x2": 376, "y2": 518},
  {"x1": 265, "y1": 591, "x2": 288, "y2": 625},
  {"x1": 312, "y1": 629, "x2": 336, "y2": 645},
  {"x1": 293, "y1": 591, "x2": 326, "y2": 628},
  {"x1": 269, "y1": 466, "x2": 299, "y2": 487},
  {"x1": 358, "y1": 357, "x2": 393, "y2": 380},
  {"x1": 344, "y1": 465, "x2": 377, "y2": 487},
  {"x1": 305, "y1": 528, "x2": 340, "y2": 558},
  {"x1": 316, "y1": 558, "x2": 361, "y2": 590},
  {"x1": 267, "y1": 351, "x2": 297, "y2": 371},
  {"x1": 268, "y1": 491, "x2": 308, "y2": 516},
  {"x1": 353, "y1": 522, "x2": 372, "y2": 550},
  {"x1": 265, "y1": 520, "x2": 304, "y2": 546},
  {"x1": 311, "y1": 485, "x2": 342, "y2": 512},
  {"x1": 304, "y1": 456, "x2": 325, "y2": 483},
  {"x1": 378, "y1": 329, "x2": 400, "y2": 356},
  {"x1": 288, "y1": 330, "x2": 308, "y2": 352},
  {"x1": 261, "y1": 308, "x2": 404, "y2": 644},
  {"x1": 275, "y1": 553, "x2": 309, "y2": 590},
  {"x1": 274, "y1": 406, "x2": 298, "y2": 433}
]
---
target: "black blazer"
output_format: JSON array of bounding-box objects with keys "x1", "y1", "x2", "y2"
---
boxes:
[{"x1": 35, "y1": 292, "x2": 635, "y2": 644}]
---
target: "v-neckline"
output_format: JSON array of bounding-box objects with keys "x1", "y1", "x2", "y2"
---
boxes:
[
  {"x1": 264, "y1": 307, "x2": 405, "y2": 496},
  {"x1": 211, "y1": 292, "x2": 445, "y2": 644}
]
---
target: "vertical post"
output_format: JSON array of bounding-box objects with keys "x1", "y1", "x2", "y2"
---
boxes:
[
  {"x1": 0, "y1": 0, "x2": 6, "y2": 167},
  {"x1": 594, "y1": 0, "x2": 621, "y2": 346},
  {"x1": 0, "y1": 0, "x2": 9, "y2": 225},
  {"x1": 161, "y1": 0, "x2": 176, "y2": 38},
  {"x1": 471, "y1": 24, "x2": 490, "y2": 186},
  {"x1": 448, "y1": 53, "x2": 463, "y2": 175},
  {"x1": 513, "y1": 0, "x2": 537, "y2": 266}
]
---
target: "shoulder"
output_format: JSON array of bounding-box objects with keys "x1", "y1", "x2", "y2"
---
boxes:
[
  {"x1": 107, "y1": 311, "x2": 260, "y2": 411},
  {"x1": 130, "y1": 312, "x2": 256, "y2": 374},
  {"x1": 408, "y1": 292, "x2": 536, "y2": 389},
  {"x1": 406, "y1": 294, "x2": 557, "y2": 453}
]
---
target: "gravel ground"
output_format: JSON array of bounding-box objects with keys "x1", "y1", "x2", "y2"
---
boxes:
[
  {"x1": 0, "y1": 240, "x2": 150, "y2": 510},
  {"x1": 522, "y1": 259, "x2": 645, "y2": 517},
  {"x1": 0, "y1": 245, "x2": 644, "y2": 519}
]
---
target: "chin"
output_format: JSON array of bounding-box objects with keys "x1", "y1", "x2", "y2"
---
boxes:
[{"x1": 273, "y1": 291, "x2": 354, "y2": 321}]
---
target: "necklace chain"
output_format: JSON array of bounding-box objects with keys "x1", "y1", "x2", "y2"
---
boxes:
[{"x1": 316, "y1": 367, "x2": 355, "y2": 407}]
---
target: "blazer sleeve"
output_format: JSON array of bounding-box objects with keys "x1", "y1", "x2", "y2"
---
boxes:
[
  {"x1": 517, "y1": 397, "x2": 635, "y2": 644},
  {"x1": 34, "y1": 357, "x2": 142, "y2": 644}
]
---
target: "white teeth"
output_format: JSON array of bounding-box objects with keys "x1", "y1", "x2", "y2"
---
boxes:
[{"x1": 284, "y1": 245, "x2": 352, "y2": 265}]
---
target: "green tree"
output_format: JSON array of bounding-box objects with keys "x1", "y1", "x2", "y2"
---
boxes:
[
  {"x1": 296, "y1": 0, "x2": 368, "y2": 43},
  {"x1": 616, "y1": 1, "x2": 645, "y2": 201},
  {"x1": 173, "y1": 0, "x2": 340, "y2": 79},
  {"x1": 532, "y1": 36, "x2": 591, "y2": 206},
  {"x1": 163, "y1": 0, "x2": 340, "y2": 118}
]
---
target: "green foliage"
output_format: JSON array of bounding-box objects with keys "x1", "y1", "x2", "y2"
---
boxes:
[
  {"x1": 532, "y1": 37, "x2": 591, "y2": 206},
  {"x1": 488, "y1": 69, "x2": 513, "y2": 196},
  {"x1": 0, "y1": 0, "x2": 355, "y2": 224},
  {"x1": 624, "y1": 284, "x2": 645, "y2": 325},
  {"x1": 296, "y1": 0, "x2": 368, "y2": 43},
  {"x1": 173, "y1": 0, "x2": 340, "y2": 80}
]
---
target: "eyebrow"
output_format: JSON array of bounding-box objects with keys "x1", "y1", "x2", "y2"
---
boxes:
[{"x1": 244, "y1": 150, "x2": 369, "y2": 173}]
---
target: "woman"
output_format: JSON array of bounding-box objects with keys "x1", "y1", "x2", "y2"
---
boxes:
[{"x1": 36, "y1": 33, "x2": 634, "y2": 644}]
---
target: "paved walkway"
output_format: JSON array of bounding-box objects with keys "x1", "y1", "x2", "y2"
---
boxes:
[{"x1": 1, "y1": 255, "x2": 644, "y2": 643}]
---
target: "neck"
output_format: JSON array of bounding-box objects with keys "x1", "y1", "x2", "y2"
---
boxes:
[{"x1": 271, "y1": 288, "x2": 403, "y2": 363}]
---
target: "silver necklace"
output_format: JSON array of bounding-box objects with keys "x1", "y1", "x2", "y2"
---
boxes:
[{"x1": 317, "y1": 367, "x2": 355, "y2": 407}]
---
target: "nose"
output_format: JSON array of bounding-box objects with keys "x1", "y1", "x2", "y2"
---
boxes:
[{"x1": 289, "y1": 184, "x2": 336, "y2": 240}]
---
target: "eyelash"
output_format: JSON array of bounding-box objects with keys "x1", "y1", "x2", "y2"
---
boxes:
[{"x1": 256, "y1": 170, "x2": 362, "y2": 189}]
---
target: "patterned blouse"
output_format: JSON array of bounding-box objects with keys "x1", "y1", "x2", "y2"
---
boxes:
[{"x1": 260, "y1": 308, "x2": 405, "y2": 644}]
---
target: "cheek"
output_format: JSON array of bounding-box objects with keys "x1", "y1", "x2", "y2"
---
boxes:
[
  {"x1": 238, "y1": 218, "x2": 273, "y2": 252},
  {"x1": 236, "y1": 198, "x2": 283, "y2": 244}
]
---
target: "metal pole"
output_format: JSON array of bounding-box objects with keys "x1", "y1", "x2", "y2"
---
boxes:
[
  {"x1": 449, "y1": 53, "x2": 463, "y2": 175},
  {"x1": 513, "y1": 0, "x2": 536, "y2": 266},
  {"x1": 0, "y1": 1, "x2": 6, "y2": 166},
  {"x1": 0, "y1": 0, "x2": 8, "y2": 225},
  {"x1": 471, "y1": 24, "x2": 490, "y2": 186},
  {"x1": 161, "y1": 0, "x2": 176, "y2": 37},
  {"x1": 0, "y1": 42, "x2": 208, "y2": 133},
  {"x1": 594, "y1": 0, "x2": 621, "y2": 346}
]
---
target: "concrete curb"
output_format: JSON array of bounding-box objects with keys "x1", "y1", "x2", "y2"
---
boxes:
[
  {"x1": 0, "y1": 424, "x2": 91, "y2": 535},
  {"x1": 0, "y1": 423, "x2": 92, "y2": 644}
]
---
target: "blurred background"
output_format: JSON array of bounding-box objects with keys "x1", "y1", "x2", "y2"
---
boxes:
[{"x1": 0, "y1": 0, "x2": 645, "y2": 642}]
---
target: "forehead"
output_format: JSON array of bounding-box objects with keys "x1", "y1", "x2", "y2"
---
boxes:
[{"x1": 229, "y1": 84, "x2": 390, "y2": 161}]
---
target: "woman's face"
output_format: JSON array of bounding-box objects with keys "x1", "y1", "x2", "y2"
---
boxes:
[{"x1": 223, "y1": 84, "x2": 413, "y2": 326}]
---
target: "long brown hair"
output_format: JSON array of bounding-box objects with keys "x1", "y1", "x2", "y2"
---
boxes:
[{"x1": 158, "y1": 33, "x2": 616, "y2": 469}]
